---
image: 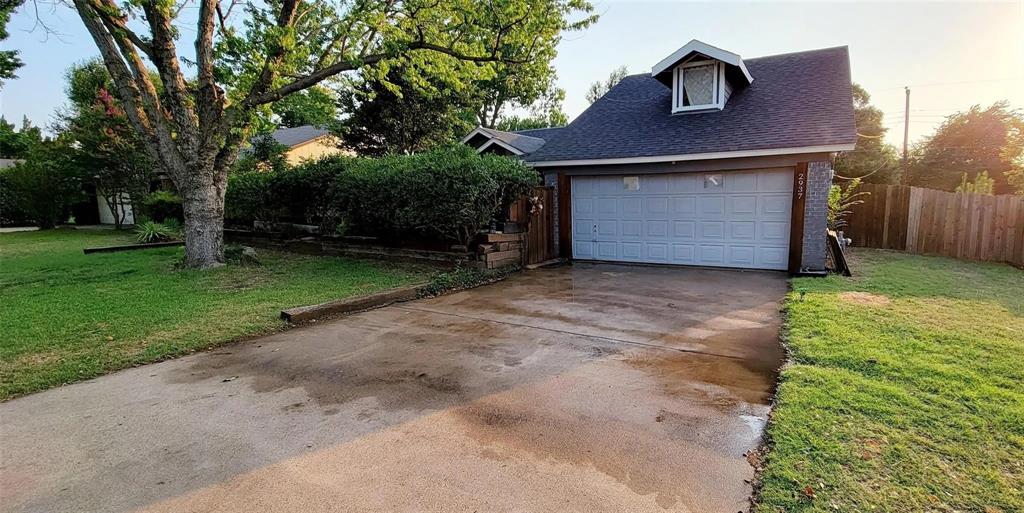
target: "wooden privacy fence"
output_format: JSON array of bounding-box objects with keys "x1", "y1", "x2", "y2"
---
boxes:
[
  {"x1": 844, "y1": 183, "x2": 1024, "y2": 267},
  {"x1": 508, "y1": 185, "x2": 556, "y2": 265}
]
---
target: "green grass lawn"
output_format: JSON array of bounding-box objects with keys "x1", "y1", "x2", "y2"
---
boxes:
[
  {"x1": 757, "y1": 249, "x2": 1024, "y2": 513},
  {"x1": 0, "y1": 228, "x2": 431, "y2": 400}
]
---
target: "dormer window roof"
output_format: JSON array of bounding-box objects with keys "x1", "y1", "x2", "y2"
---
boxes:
[{"x1": 651, "y1": 40, "x2": 754, "y2": 114}]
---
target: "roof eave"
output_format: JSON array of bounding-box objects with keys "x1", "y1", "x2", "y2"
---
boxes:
[{"x1": 527, "y1": 143, "x2": 856, "y2": 167}]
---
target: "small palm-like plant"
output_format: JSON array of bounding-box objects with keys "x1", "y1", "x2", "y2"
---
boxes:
[
  {"x1": 828, "y1": 178, "x2": 869, "y2": 231},
  {"x1": 135, "y1": 221, "x2": 177, "y2": 243}
]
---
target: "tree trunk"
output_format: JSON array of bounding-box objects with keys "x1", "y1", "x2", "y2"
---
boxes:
[{"x1": 180, "y1": 177, "x2": 227, "y2": 269}]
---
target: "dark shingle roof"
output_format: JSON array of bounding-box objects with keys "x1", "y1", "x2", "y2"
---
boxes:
[
  {"x1": 475, "y1": 127, "x2": 554, "y2": 154},
  {"x1": 524, "y1": 46, "x2": 857, "y2": 163},
  {"x1": 269, "y1": 125, "x2": 330, "y2": 148}
]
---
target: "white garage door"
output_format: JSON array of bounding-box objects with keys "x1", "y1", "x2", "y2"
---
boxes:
[{"x1": 571, "y1": 170, "x2": 793, "y2": 270}]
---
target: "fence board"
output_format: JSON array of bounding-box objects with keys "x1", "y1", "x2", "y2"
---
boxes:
[{"x1": 845, "y1": 183, "x2": 1023, "y2": 267}]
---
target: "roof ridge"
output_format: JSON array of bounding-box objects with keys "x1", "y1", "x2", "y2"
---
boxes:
[{"x1": 745, "y1": 45, "x2": 848, "y2": 62}]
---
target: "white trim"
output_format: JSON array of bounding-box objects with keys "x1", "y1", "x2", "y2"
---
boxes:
[
  {"x1": 460, "y1": 126, "x2": 493, "y2": 144},
  {"x1": 476, "y1": 138, "x2": 524, "y2": 155},
  {"x1": 651, "y1": 40, "x2": 754, "y2": 84},
  {"x1": 528, "y1": 144, "x2": 855, "y2": 167}
]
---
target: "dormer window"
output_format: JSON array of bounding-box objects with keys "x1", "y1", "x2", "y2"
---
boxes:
[
  {"x1": 673, "y1": 60, "x2": 723, "y2": 112},
  {"x1": 652, "y1": 40, "x2": 754, "y2": 115}
]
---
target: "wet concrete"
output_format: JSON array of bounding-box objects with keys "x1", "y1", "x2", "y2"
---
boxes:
[{"x1": 0, "y1": 263, "x2": 787, "y2": 513}]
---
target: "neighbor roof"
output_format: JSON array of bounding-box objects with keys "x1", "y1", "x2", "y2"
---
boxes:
[
  {"x1": 461, "y1": 126, "x2": 562, "y2": 155},
  {"x1": 269, "y1": 125, "x2": 331, "y2": 148},
  {"x1": 523, "y1": 46, "x2": 857, "y2": 165}
]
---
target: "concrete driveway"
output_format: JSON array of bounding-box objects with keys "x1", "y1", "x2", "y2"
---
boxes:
[{"x1": 0, "y1": 263, "x2": 787, "y2": 513}]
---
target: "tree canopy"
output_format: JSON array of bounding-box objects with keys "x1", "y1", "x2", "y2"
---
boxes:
[
  {"x1": 906, "y1": 102, "x2": 1024, "y2": 195},
  {"x1": 585, "y1": 65, "x2": 627, "y2": 104},
  {"x1": 62, "y1": 0, "x2": 597, "y2": 267},
  {"x1": 0, "y1": 0, "x2": 23, "y2": 87},
  {"x1": 834, "y1": 84, "x2": 900, "y2": 184}
]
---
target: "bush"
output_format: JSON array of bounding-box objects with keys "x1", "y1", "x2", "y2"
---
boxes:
[
  {"x1": 223, "y1": 147, "x2": 537, "y2": 244},
  {"x1": 334, "y1": 146, "x2": 537, "y2": 244},
  {"x1": 225, "y1": 171, "x2": 272, "y2": 227},
  {"x1": 225, "y1": 155, "x2": 352, "y2": 229},
  {"x1": 0, "y1": 170, "x2": 35, "y2": 226},
  {"x1": 2, "y1": 140, "x2": 84, "y2": 229},
  {"x1": 134, "y1": 220, "x2": 178, "y2": 243},
  {"x1": 141, "y1": 190, "x2": 184, "y2": 222}
]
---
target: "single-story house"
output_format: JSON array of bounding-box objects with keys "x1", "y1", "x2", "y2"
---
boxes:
[
  {"x1": 266, "y1": 125, "x2": 347, "y2": 165},
  {"x1": 464, "y1": 40, "x2": 856, "y2": 274}
]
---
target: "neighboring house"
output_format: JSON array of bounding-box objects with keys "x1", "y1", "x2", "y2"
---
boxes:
[
  {"x1": 266, "y1": 125, "x2": 348, "y2": 165},
  {"x1": 464, "y1": 40, "x2": 856, "y2": 273}
]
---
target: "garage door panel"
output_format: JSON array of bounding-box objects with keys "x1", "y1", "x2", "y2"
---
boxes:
[
  {"x1": 698, "y1": 244, "x2": 726, "y2": 265},
  {"x1": 574, "y1": 241, "x2": 594, "y2": 258},
  {"x1": 671, "y1": 197, "x2": 697, "y2": 216},
  {"x1": 728, "y1": 172, "x2": 758, "y2": 192},
  {"x1": 699, "y1": 221, "x2": 725, "y2": 239},
  {"x1": 574, "y1": 197, "x2": 594, "y2": 215},
  {"x1": 621, "y1": 243, "x2": 642, "y2": 259},
  {"x1": 757, "y1": 246, "x2": 788, "y2": 268},
  {"x1": 730, "y1": 221, "x2": 757, "y2": 240},
  {"x1": 761, "y1": 221, "x2": 789, "y2": 241},
  {"x1": 621, "y1": 220, "x2": 642, "y2": 238},
  {"x1": 672, "y1": 244, "x2": 696, "y2": 263},
  {"x1": 699, "y1": 196, "x2": 726, "y2": 216},
  {"x1": 572, "y1": 170, "x2": 792, "y2": 270},
  {"x1": 574, "y1": 219, "x2": 594, "y2": 237},
  {"x1": 727, "y1": 245, "x2": 756, "y2": 266},
  {"x1": 596, "y1": 197, "x2": 617, "y2": 215},
  {"x1": 597, "y1": 220, "x2": 617, "y2": 237},
  {"x1": 668, "y1": 174, "x2": 701, "y2": 192},
  {"x1": 646, "y1": 243, "x2": 669, "y2": 261},
  {"x1": 645, "y1": 175, "x2": 669, "y2": 193},
  {"x1": 729, "y1": 196, "x2": 758, "y2": 216},
  {"x1": 647, "y1": 220, "x2": 669, "y2": 238},
  {"x1": 596, "y1": 242, "x2": 618, "y2": 259},
  {"x1": 759, "y1": 171, "x2": 792, "y2": 192},
  {"x1": 760, "y1": 195, "x2": 791, "y2": 217},
  {"x1": 673, "y1": 221, "x2": 696, "y2": 239},
  {"x1": 621, "y1": 198, "x2": 642, "y2": 218}
]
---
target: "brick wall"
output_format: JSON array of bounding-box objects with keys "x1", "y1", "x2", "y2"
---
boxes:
[
  {"x1": 800, "y1": 160, "x2": 833, "y2": 272},
  {"x1": 544, "y1": 172, "x2": 560, "y2": 256}
]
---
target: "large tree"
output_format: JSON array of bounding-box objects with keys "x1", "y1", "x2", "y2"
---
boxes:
[
  {"x1": 64, "y1": 0, "x2": 593, "y2": 268},
  {"x1": 56, "y1": 59, "x2": 152, "y2": 229},
  {"x1": 834, "y1": 84, "x2": 900, "y2": 184},
  {"x1": 906, "y1": 102, "x2": 1024, "y2": 194},
  {"x1": 0, "y1": 0, "x2": 23, "y2": 87},
  {"x1": 335, "y1": 64, "x2": 476, "y2": 155}
]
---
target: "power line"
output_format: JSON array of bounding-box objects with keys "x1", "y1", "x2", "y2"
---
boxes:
[{"x1": 874, "y1": 77, "x2": 1024, "y2": 92}]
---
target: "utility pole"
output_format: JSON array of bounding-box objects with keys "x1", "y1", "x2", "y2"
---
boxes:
[{"x1": 902, "y1": 86, "x2": 910, "y2": 165}]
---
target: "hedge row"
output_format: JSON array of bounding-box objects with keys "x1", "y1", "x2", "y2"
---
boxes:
[{"x1": 225, "y1": 146, "x2": 538, "y2": 245}]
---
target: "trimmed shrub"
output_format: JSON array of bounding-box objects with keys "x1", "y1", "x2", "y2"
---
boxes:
[
  {"x1": 141, "y1": 190, "x2": 184, "y2": 222},
  {"x1": 225, "y1": 154, "x2": 352, "y2": 229},
  {"x1": 223, "y1": 147, "x2": 537, "y2": 244},
  {"x1": 225, "y1": 171, "x2": 272, "y2": 227},
  {"x1": 334, "y1": 146, "x2": 537, "y2": 244}
]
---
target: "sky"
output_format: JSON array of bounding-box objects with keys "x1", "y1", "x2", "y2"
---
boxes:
[{"x1": 2, "y1": 1, "x2": 1023, "y2": 148}]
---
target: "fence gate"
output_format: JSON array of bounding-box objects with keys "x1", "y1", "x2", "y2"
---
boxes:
[{"x1": 508, "y1": 185, "x2": 556, "y2": 265}]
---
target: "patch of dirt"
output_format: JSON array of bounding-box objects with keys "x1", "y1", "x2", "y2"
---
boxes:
[{"x1": 839, "y1": 291, "x2": 892, "y2": 306}]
